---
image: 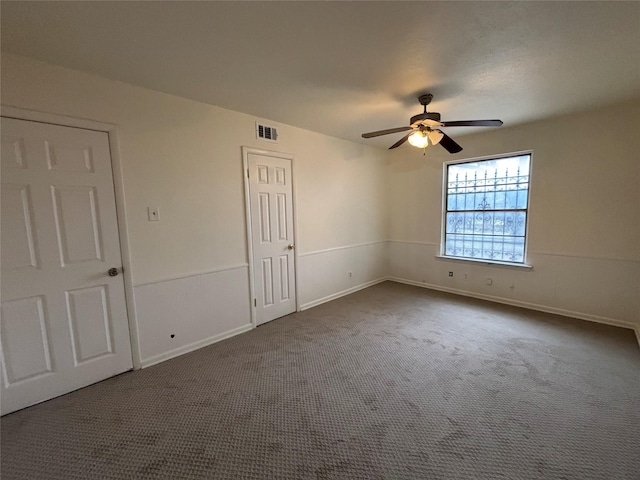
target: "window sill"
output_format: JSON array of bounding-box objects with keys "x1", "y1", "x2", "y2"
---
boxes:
[{"x1": 434, "y1": 255, "x2": 533, "y2": 270}]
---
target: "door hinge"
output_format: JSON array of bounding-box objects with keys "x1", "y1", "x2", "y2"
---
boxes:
[
  {"x1": 254, "y1": 298, "x2": 257, "y2": 307},
  {"x1": 247, "y1": 169, "x2": 250, "y2": 178}
]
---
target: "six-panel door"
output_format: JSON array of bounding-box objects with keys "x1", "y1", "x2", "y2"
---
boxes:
[
  {"x1": 248, "y1": 153, "x2": 296, "y2": 325},
  {"x1": 1, "y1": 118, "x2": 133, "y2": 415}
]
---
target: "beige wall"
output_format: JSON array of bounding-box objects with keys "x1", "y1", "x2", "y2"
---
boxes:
[
  {"x1": 1, "y1": 53, "x2": 389, "y2": 364},
  {"x1": 1, "y1": 54, "x2": 389, "y2": 286},
  {"x1": 387, "y1": 100, "x2": 640, "y2": 327}
]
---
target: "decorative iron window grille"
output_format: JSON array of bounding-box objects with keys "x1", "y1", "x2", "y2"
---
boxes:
[{"x1": 444, "y1": 153, "x2": 531, "y2": 264}]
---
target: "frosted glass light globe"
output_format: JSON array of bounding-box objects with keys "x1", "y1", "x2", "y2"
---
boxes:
[{"x1": 408, "y1": 131, "x2": 429, "y2": 148}]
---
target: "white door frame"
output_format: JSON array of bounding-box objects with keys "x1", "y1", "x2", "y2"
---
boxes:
[
  {"x1": 1, "y1": 105, "x2": 142, "y2": 369},
  {"x1": 242, "y1": 146, "x2": 300, "y2": 327}
]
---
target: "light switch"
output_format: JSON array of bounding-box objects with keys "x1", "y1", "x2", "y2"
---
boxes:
[{"x1": 148, "y1": 206, "x2": 160, "y2": 221}]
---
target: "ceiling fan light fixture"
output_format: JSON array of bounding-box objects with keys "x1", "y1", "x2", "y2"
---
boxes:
[
  {"x1": 408, "y1": 130, "x2": 429, "y2": 148},
  {"x1": 360, "y1": 93, "x2": 503, "y2": 152},
  {"x1": 427, "y1": 129, "x2": 444, "y2": 145}
]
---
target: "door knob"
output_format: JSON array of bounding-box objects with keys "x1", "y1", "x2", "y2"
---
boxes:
[
  {"x1": 287, "y1": 244, "x2": 295, "y2": 250},
  {"x1": 108, "y1": 268, "x2": 119, "y2": 277}
]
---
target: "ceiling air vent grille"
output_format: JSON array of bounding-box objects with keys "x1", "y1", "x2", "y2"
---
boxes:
[{"x1": 256, "y1": 122, "x2": 278, "y2": 142}]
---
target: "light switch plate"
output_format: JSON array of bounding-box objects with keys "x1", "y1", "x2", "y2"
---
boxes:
[{"x1": 148, "y1": 206, "x2": 160, "y2": 221}]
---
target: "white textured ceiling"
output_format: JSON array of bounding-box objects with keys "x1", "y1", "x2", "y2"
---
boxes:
[{"x1": 2, "y1": 1, "x2": 639, "y2": 148}]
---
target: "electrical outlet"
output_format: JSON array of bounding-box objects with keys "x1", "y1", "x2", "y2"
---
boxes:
[
  {"x1": 485, "y1": 278, "x2": 493, "y2": 285},
  {"x1": 464, "y1": 273, "x2": 468, "y2": 280},
  {"x1": 448, "y1": 271, "x2": 454, "y2": 277},
  {"x1": 348, "y1": 271, "x2": 353, "y2": 278}
]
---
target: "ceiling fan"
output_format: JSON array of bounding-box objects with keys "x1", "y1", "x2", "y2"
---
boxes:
[{"x1": 361, "y1": 94, "x2": 503, "y2": 153}]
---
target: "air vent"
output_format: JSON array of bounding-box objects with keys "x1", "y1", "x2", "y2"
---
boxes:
[{"x1": 256, "y1": 122, "x2": 278, "y2": 143}]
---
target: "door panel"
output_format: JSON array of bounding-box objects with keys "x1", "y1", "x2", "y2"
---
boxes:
[
  {"x1": 276, "y1": 193, "x2": 287, "y2": 241},
  {"x1": 45, "y1": 140, "x2": 95, "y2": 173},
  {"x1": 66, "y1": 285, "x2": 113, "y2": 364},
  {"x1": 1, "y1": 117, "x2": 132, "y2": 415},
  {"x1": 279, "y1": 255, "x2": 290, "y2": 301},
  {"x1": 1, "y1": 135, "x2": 27, "y2": 169},
  {"x1": 1, "y1": 296, "x2": 53, "y2": 384},
  {"x1": 259, "y1": 193, "x2": 271, "y2": 243},
  {"x1": 248, "y1": 153, "x2": 296, "y2": 325},
  {"x1": 262, "y1": 258, "x2": 274, "y2": 306},
  {"x1": 52, "y1": 186, "x2": 103, "y2": 264},
  {"x1": 1, "y1": 184, "x2": 39, "y2": 269}
]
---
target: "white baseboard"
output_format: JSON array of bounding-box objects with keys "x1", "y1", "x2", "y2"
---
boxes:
[
  {"x1": 140, "y1": 323, "x2": 253, "y2": 368},
  {"x1": 298, "y1": 240, "x2": 387, "y2": 258},
  {"x1": 138, "y1": 274, "x2": 639, "y2": 368},
  {"x1": 299, "y1": 277, "x2": 388, "y2": 311},
  {"x1": 387, "y1": 276, "x2": 639, "y2": 343}
]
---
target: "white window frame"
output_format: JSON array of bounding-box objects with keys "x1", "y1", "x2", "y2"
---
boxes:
[{"x1": 438, "y1": 151, "x2": 533, "y2": 269}]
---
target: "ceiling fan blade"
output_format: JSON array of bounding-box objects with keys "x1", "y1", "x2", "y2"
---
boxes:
[
  {"x1": 362, "y1": 126, "x2": 412, "y2": 138},
  {"x1": 389, "y1": 131, "x2": 414, "y2": 149},
  {"x1": 440, "y1": 120, "x2": 503, "y2": 127},
  {"x1": 438, "y1": 132, "x2": 463, "y2": 153}
]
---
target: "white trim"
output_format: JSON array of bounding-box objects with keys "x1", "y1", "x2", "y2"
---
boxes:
[
  {"x1": 107, "y1": 127, "x2": 142, "y2": 370},
  {"x1": 388, "y1": 239, "x2": 438, "y2": 246},
  {"x1": 1, "y1": 105, "x2": 116, "y2": 132},
  {"x1": 242, "y1": 150, "x2": 257, "y2": 327},
  {"x1": 139, "y1": 324, "x2": 253, "y2": 368},
  {"x1": 443, "y1": 149, "x2": 535, "y2": 166},
  {"x1": 434, "y1": 255, "x2": 533, "y2": 269},
  {"x1": 241, "y1": 147, "x2": 298, "y2": 327},
  {"x1": 291, "y1": 154, "x2": 302, "y2": 313},
  {"x1": 299, "y1": 277, "x2": 388, "y2": 311},
  {"x1": 388, "y1": 239, "x2": 638, "y2": 264},
  {"x1": 1, "y1": 105, "x2": 143, "y2": 369},
  {"x1": 242, "y1": 147, "x2": 295, "y2": 161},
  {"x1": 133, "y1": 264, "x2": 249, "y2": 288},
  {"x1": 523, "y1": 151, "x2": 534, "y2": 265},
  {"x1": 298, "y1": 240, "x2": 387, "y2": 258},
  {"x1": 440, "y1": 163, "x2": 447, "y2": 257},
  {"x1": 526, "y1": 250, "x2": 640, "y2": 263},
  {"x1": 387, "y1": 276, "x2": 638, "y2": 334}
]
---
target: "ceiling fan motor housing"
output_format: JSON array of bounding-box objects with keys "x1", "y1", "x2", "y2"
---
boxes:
[{"x1": 410, "y1": 111, "x2": 441, "y2": 127}]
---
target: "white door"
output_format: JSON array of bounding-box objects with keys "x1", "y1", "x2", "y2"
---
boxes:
[
  {"x1": 247, "y1": 152, "x2": 296, "y2": 325},
  {"x1": 1, "y1": 117, "x2": 133, "y2": 415}
]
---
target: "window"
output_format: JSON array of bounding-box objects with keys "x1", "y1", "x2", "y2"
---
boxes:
[{"x1": 443, "y1": 153, "x2": 531, "y2": 265}]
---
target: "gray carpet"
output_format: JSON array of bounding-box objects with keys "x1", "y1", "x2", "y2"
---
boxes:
[{"x1": 1, "y1": 281, "x2": 639, "y2": 479}]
